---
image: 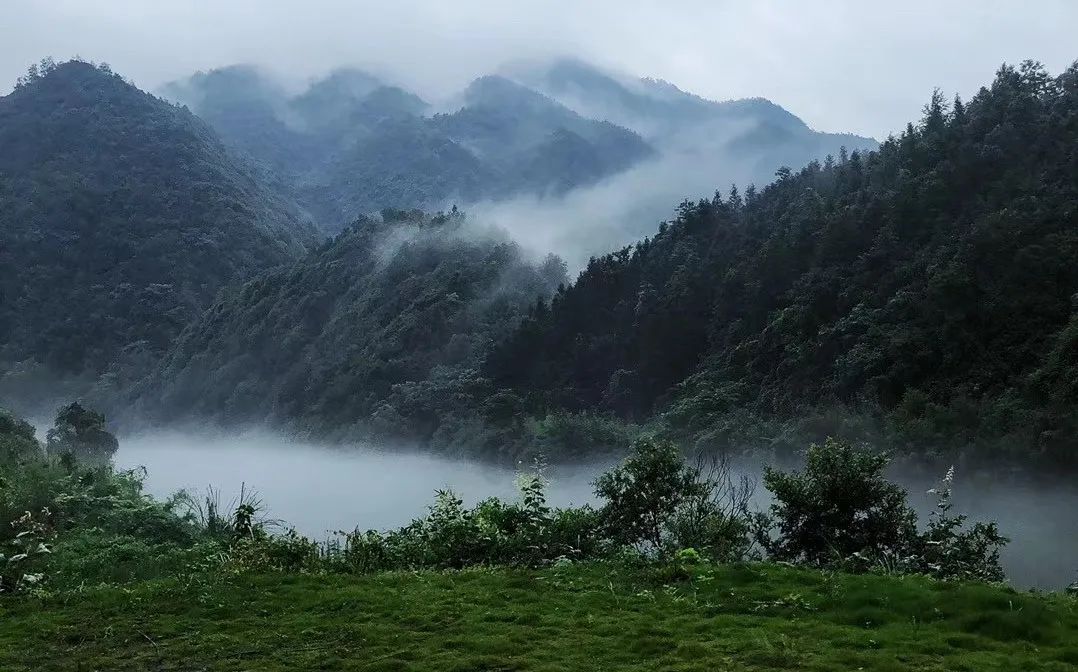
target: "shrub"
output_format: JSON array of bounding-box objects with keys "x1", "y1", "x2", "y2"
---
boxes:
[
  {"x1": 756, "y1": 438, "x2": 919, "y2": 565},
  {"x1": 332, "y1": 465, "x2": 605, "y2": 573},
  {"x1": 0, "y1": 509, "x2": 52, "y2": 593},
  {"x1": 594, "y1": 438, "x2": 751, "y2": 559},
  {"x1": 916, "y1": 466, "x2": 1007, "y2": 582},
  {"x1": 757, "y1": 439, "x2": 1009, "y2": 582}
]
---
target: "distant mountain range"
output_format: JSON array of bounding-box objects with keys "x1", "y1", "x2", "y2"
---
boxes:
[{"x1": 160, "y1": 59, "x2": 877, "y2": 233}]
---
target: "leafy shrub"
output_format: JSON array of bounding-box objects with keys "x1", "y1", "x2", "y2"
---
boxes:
[
  {"x1": 229, "y1": 530, "x2": 321, "y2": 573},
  {"x1": 756, "y1": 438, "x2": 919, "y2": 565},
  {"x1": 594, "y1": 438, "x2": 751, "y2": 559},
  {"x1": 0, "y1": 410, "x2": 41, "y2": 462},
  {"x1": 0, "y1": 442, "x2": 200, "y2": 591},
  {"x1": 916, "y1": 467, "x2": 1007, "y2": 582},
  {"x1": 0, "y1": 509, "x2": 52, "y2": 593},
  {"x1": 328, "y1": 464, "x2": 607, "y2": 573},
  {"x1": 757, "y1": 438, "x2": 1008, "y2": 582}
]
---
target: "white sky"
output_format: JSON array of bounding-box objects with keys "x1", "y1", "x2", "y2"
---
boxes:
[{"x1": 1, "y1": 0, "x2": 1075, "y2": 138}]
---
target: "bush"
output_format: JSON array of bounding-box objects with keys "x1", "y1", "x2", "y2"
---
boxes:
[
  {"x1": 916, "y1": 467, "x2": 1007, "y2": 582},
  {"x1": 757, "y1": 438, "x2": 1008, "y2": 582},
  {"x1": 0, "y1": 410, "x2": 41, "y2": 462},
  {"x1": 756, "y1": 438, "x2": 919, "y2": 566},
  {"x1": 0, "y1": 448, "x2": 200, "y2": 591},
  {"x1": 594, "y1": 438, "x2": 751, "y2": 560},
  {"x1": 331, "y1": 466, "x2": 605, "y2": 573}
]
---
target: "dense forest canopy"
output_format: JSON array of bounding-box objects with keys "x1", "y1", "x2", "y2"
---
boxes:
[
  {"x1": 0, "y1": 59, "x2": 316, "y2": 388},
  {"x1": 129, "y1": 209, "x2": 567, "y2": 450},
  {"x1": 486, "y1": 60, "x2": 1078, "y2": 466}
]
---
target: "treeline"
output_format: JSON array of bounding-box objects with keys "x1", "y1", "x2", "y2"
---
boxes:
[{"x1": 485, "y1": 61, "x2": 1078, "y2": 466}]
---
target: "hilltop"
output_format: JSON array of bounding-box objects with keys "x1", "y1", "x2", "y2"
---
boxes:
[{"x1": 0, "y1": 60, "x2": 316, "y2": 393}]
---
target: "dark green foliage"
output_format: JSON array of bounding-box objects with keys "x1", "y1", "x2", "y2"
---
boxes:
[
  {"x1": 44, "y1": 402, "x2": 118, "y2": 463},
  {"x1": 0, "y1": 448, "x2": 203, "y2": 591},
  {"x1": 757, "y1": 438, "x2": 919, "y2": 565},
  {"x1": 0, "y1": 60, "x2": 316, "y2": 380},
  {"x1": 0, "y1": 410, "x2": 39, "y2": 462},
  {"x1": 594, "y1": 438, "x2": 751, "y2": 559},
  {"x1": 130, "y1": 210, "x2": 566, "y2": 454},
  {"x1": 488, "y1": 60, "x2": 1078, "y2": 465},
  {"x1": 756, "y1": 438, "x2": 1007, "y2": 582},
  {"x1": 919, "y1": 469, "x2": 1007, "y2": 582},
  {"x1": 334, "y1": 476, "x2": 605, "y2": 573},
  {"x1": 0, "y1": 405, "x2": 1016, "y2": 603}
]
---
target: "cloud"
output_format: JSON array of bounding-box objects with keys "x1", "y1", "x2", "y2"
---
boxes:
[{"x1": 1, "y1": 1, "x2": 1075, "y2": 138}]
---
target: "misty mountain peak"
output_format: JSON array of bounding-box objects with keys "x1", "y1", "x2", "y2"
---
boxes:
[
  {"x1": 462, "y1": 75, "x2": 559, "y2": 112},
  {"x1": 294, "y1": 68, "x2": 384, "y2": 108}
]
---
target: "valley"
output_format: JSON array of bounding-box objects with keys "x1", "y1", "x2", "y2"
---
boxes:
[{"x1": 1, "y1": 7, "x2": 1077, "y2": 668}]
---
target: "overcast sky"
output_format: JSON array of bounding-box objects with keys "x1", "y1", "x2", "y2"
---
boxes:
[{"x1": 2, "y1": 0, "x2": 1075, "y2": 138}]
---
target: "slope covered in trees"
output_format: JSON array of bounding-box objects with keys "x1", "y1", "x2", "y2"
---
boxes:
[
  {"x1": 0, "y1": 60, "x2": 317, "y2": 389},
  {"x1": 129, "y1": 210, "x2": 567, "y2": 448},
  {"x1": 487, "y1": 61, "x2": 1078, "y2": 466}
]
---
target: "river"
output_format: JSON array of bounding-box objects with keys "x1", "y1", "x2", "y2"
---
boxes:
[{"x1": 114, "y1": 429, "x2": 1078, "y2": 591}]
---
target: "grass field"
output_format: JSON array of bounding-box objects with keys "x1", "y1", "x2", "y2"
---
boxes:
[{"x1": 2, "y1": 562, "x2": 1076, "y2": 671}]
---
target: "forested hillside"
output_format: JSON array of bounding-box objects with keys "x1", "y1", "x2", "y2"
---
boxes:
[
  {"x1": 129, "y1": 209, "x2": 566, "y2": 447},
  {"x1": 487, "y1": 61, "x2": 1078, "y2": 465},
  {"x1": 0, "y1": 60, "x2": 316, "y2": 391}
]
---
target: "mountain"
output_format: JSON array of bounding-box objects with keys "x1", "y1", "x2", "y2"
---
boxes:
[
  {"x1": 508, "y1": 58, "x2": 878, "y2": 187},
  {"x1": 160, "y1": 66, "x2": 655, "y2": 231},
  {"x1": 129, "y1": 209, "x2": 567, "y2": 450},
  {"x1": 0, "y1": 60, "x2": 317, "y2": 388},
  {"x1": 486, "y1": 60, "x2": 1078, "y2": 466},
  {"x1": 158, "y1": 65, "x2": 318, "y2": 179}
]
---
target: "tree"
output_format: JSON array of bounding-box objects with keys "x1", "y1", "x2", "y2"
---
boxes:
[
  {"x1": 45, "y1": 403, "x2": 118, "y2": 464},
  {"x1": 594, "y1": 438, "x2": 751, "y2": 558},
  {"x1": 756, "y1": 438, "x2": 918, "y2": 565}
]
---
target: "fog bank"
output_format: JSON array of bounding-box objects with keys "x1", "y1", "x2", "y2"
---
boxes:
[
  {"x1": 114, "y1": 429, "x2": 1078, "y2": 590},
  {"x1": 115, "y1": 429, "x2": 608, "y2": 538}
]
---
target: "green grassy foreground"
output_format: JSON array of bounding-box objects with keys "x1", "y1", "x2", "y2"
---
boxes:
[{"x1": 2, "y1": 563, "x2": 1076, "y2": 671}]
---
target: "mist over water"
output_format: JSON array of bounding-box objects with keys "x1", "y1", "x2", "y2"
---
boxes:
[
  {"x1": 114, "y1": 430, "x2": 1078, "y2": 591},
  {"x1": 114, "y1": 429, "x2": 607, "y2": 539}
]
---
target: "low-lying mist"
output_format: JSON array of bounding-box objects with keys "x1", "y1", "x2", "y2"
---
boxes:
[
  {"x1": 113, "y1": 428, "x2": 1078, "y2": 591},
  {"x1": 114, "y1": 429, "x2": 610, "y2": 538},
  {"x1": 469, "y1": 126, "x2": 774, "y2": 272}
]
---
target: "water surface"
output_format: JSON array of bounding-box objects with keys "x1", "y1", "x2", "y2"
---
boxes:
[{"x1": 115, "y1": 430, "x2": 1078, "y2": 590}]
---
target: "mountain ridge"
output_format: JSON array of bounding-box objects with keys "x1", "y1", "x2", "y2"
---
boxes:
[{"x1": 0, "y1": 59, "x2": 317, "y2": 391}]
